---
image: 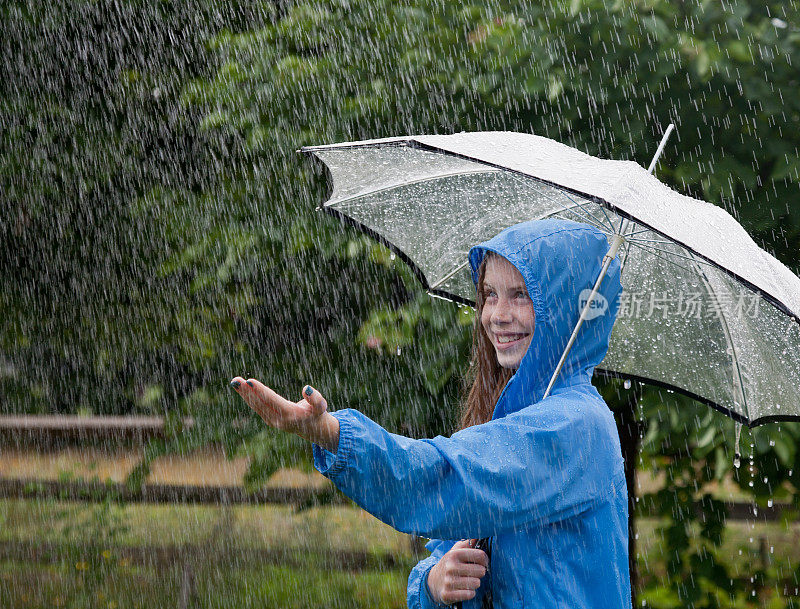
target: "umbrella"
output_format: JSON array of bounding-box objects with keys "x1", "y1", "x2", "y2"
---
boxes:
[{"x1": 300, "y1": 130, "x2": 800, "y2": 433}]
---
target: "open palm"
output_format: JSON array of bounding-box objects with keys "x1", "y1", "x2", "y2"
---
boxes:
[{"x1": 230, "y1": 377, "x2": 327, "y2": 434}]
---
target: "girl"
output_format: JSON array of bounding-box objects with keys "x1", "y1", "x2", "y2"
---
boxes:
[{"x1": 231, "y1": 219, "x2": 631, "y2": 608}]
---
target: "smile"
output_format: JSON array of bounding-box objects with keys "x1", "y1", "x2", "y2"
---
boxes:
[{"x1": 495, "y1": 333, "x2": 528, "y2": 347}]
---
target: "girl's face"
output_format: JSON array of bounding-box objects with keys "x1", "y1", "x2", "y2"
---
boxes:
[{"x1": 480, "y1": 255, "x2": 536, "y2": 370}]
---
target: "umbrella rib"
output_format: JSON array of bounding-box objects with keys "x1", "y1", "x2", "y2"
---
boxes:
[
  {"x1": 626, "y1": 240, "x2": 696, "y2": 274},
  {"x1": 625, "y1": 236, "x2": 675, "y2": 247},
  {"x1": 504, "y1": 173, "x2": 614, "y2": 233},
  {"x1": 545, "y1": 205, "x2": 608, "y2": 232},
  {"x1": 620, "y1": 221, "x2": 638, "y2": 272},
  {"x1": 593, "y1": 199, "x2": 617, "y2": 233},
  {"x1": 429, "y1": 261, "x2": 469, "y2": 290},
  {"x1": 546, "y1": 191, "x2": 614, "y2": 233},
  {"x1": 686, "y1": 253, "x2": 751, "y2": 418},
  {"x1": 619, "y1": 238, "x2": 634, "y2": 273},
  {"x1": 324, "y1": 168, "x2": 500, "y2": 208},
  {"x1": 625, "y1": 227, "x2": 660, "y2": 238},
  {"x1": 549, "y1": 208, "x2": 608, "y2": 233},
  {"x1": 628, "y1": 241, "x2": 717, "y2": 267}
]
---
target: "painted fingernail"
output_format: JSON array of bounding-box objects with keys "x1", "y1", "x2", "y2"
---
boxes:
[
  {"x1": 304, "y1": 386, "x2": 313, "y2": 396},
  {"x1": 246, "y1": 380, "x2": 254, "y2": 387},
  {"x1": 230, "y1": 381, "x2": 240, "y2": 388}
]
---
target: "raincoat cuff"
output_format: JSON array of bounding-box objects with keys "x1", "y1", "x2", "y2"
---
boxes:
[
  {"x1": 420, "y1": 566, "x2": 451, "y2": 609},
  {"x1": 312, "y1": 409, "x2": 353, "y2": 478}
]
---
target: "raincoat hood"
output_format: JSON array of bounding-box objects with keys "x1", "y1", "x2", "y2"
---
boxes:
[{"x1": 468, "y1": 219, "x2": 622, "y2": 419}]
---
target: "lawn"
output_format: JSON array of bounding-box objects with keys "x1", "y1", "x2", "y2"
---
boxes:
[
  {"x1": 0, "y1": 559, "x2": 411, "y2": 609},
  {"x1": 2, "y1": 496, "x2": 800, "y2": 608}
]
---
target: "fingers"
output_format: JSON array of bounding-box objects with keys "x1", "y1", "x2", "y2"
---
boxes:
[
  {"x1": 442, "y1": 589, "x2": 478, "y2": 603},
  {"x1": 454, "y1": 562, "x2": 487, "y2": 578},
  {"x1": 447, "y1": 540, "x2": 489, "y2": 568},
  {"x1": 229, "y1": 377, "x2": 291, "y2": 424},
  {"x1": 440, "y1": 540, "x2": 487, "y2": 582},
  {"x1": 438, "y1": 572, "x2": 482, "y2": 605},
  {"x1": 229, "y1": 378, "x2": 329, "y2": 434},
  {"x1": 302, "y1": 385, "x2": 328, "y2": 416},
  {"x1": 453, "y1": 548, "x2": 489, "y2": 569},
  {"x1": 451, "y1": 576, "x2": 483, "y2": 590},
  {"x1": 445, "y1": 555, "x2": 487, "y2": 579}
]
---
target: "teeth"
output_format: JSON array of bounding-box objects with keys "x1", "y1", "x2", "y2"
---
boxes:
[{"x1": 498, "y1": 334, "x2": 524, "y2": 343}]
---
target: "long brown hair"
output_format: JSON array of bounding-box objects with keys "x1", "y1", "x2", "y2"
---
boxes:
[{"x1": 458, "y1": 252, "x2": 515, "y2": 430}]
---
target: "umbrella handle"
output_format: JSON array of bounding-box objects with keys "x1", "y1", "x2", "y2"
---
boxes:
[{"x1": 454, "y1": 537, "x2": 492, "y2": 609}]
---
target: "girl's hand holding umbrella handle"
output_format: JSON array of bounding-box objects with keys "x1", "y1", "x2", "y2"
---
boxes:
[
  {"x1": 426, "y1": 539, "x2": 488, "y2": 606},
  {"x1": 229, "y1": 378, "x2": 340, "y2": 453}
]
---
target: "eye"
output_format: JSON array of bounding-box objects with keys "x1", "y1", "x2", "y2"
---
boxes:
[{"x1": 515, "y1": 291, "x2": 528, "y2": 299}]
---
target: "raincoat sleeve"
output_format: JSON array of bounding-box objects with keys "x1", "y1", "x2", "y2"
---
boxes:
[
  {"x1": 406, "y1": 539, "x2": 454, "y2": 609},
  {"x1": 312, "y1": 397, "x2": 623, "y2": 540}
]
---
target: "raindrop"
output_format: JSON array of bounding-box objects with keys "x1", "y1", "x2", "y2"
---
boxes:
[
  {"x1": 623, "y1": 379, "x2": 632, "y2": 389},
  {"x1": 733, "y1": 454, "x2": 741, "y2": 469},
  {"x1": 768, "y1": 499, "x2": 773, "y2": 507}
]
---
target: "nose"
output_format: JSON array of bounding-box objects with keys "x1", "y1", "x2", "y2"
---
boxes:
[{"x1": 490, "y1": 297, "x2": 512, "y2": 324}]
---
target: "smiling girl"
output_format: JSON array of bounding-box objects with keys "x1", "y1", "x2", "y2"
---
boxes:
[{"x1": 231, "y1": 219, "x2": 630, "y2": 608}]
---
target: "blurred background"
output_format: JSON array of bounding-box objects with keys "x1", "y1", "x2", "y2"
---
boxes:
[{"x1": 2, "y1": 1, "x2": 800, "y2": 607}]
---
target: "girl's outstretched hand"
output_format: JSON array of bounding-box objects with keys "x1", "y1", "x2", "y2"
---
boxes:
[
  {"x1": 426, "y1": 539, "x2": 488, "y2": 605},
  {"x1": 229, "y1": 378, "x2": 340, "y2": 453}
]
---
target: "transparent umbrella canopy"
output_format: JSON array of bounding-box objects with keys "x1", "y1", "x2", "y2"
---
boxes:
[{"x1": 302, "y1": 131, "x2": 800, "y2": 428}]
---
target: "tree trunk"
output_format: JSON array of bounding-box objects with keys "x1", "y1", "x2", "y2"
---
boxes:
[{"x1": 615, "y1": 385, "x2": 642, "y2": 609}]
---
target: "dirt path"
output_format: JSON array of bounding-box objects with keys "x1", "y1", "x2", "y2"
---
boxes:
[{"x1": 0, "y1": 446, "x2": 328, "y2": 488}]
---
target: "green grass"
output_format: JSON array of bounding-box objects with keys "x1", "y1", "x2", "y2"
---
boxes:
[
  {"x1": 0, "y1": 498, "x2": 412, "y2": 556},
  {"x1": 0, "y1": 559, "x2": 410, "y2": 609},
  {"x1": 3, "y1": 498, "x2": 800, "y2": 608},
  {"x1": 0, "y1": 497, "x2": 415, "y2": 608}
]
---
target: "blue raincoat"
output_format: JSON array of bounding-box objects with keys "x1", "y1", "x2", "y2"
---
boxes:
[{"x1": 313, "y1": 219, "x2": 630, "y2": 608}]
